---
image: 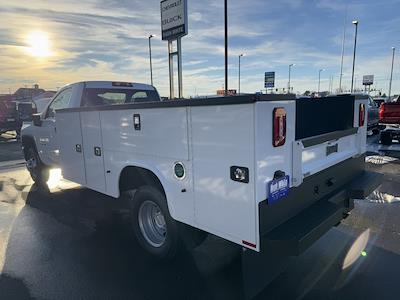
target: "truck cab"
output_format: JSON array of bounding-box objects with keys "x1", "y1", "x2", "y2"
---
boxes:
[{"x1": 21, "y1": 81, "x2": 161, "y2": 172}]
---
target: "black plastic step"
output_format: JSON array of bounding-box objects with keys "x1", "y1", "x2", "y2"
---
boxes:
[
  {"x1": 262, "y1": 200, "x2": 344, "y2": 256},
  {"x1": 348, "y1": 171, "x2": 383, "y2": 199}
]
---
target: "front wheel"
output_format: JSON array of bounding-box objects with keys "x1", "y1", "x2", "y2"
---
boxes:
[
  {"x1": 26, "y1": 147, "x2": 49, "y2": 185},
  {"x1": 128, "y1": 186, "x2": 181, "y2": 259}
]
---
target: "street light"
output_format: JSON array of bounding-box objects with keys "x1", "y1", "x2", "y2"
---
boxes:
[
  {"x1": 288, "y1": 64, "x2": 295, "y2": 94},
  {"x1": 238, "y1": 53, "x2": 245, "y2": 94},
  {"x1": 388, "y1": 47, "x2": 396, "y2": 101},
  {"x1": 351, "y1": 20, "x2": 359, "y2": 93},
  {"x1": 148, "y1": 34, "x2": 155, "y2": 86},
  {"x1": 318, "y1": 69, "x2": 325, "y2": 94},
  {"x1": 224, "y1": 0, "x2": 228, "y2": 96}
]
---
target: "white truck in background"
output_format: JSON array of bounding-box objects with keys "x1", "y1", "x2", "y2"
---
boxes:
[{"x1": 21, "y1": 81, "x2": 381, "y2": 269}]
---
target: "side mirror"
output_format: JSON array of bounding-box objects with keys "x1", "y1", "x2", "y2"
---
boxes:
[{"x1": 32, "y1": 113, "x2": 42, "y2": 127}]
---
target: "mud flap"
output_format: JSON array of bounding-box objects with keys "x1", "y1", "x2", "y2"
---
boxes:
[{"x1": 241, "y1": 248, "x2": 293, "y2": 300}]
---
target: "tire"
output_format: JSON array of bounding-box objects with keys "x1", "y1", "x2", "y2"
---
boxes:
[
  {"x1": 25, "y1": 147, "x2": 49, "y2": 185},
  {"x1": 128, "y1": 186, "x2": 181, "y2": 259},
  {"x1": 372, "y1": 128, "x2": 380, "y2": 135},
  {"x1": 381, "y1": 132, "x2": 393, "y2": 146}
]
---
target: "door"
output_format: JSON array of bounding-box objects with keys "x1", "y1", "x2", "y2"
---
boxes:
[
  {"x1": 36, "y1": 88, "x2": 72, "y2": 165},
  {"x1": 81, "y1": 111, "x2": 106, "y2": 193}
]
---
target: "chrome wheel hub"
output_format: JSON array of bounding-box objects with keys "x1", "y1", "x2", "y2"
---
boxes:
[{"x1": 138, "y1": 200, "x2": 167, "y2": 248}]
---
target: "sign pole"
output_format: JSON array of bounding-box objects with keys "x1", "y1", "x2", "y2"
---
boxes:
[
  {"x1": 161, "y1": 0, "x2": 188, "y2": 99},
  {"x1": 168, "y1": 40, "x2": 175, "y2": 99},
  {"x1": 177, "y1": 37, "x2": 183, "y2": 98}
]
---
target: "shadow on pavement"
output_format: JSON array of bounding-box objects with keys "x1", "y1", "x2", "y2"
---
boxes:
[
  {"x1": 0, "y1": 274, "x2": 34, "y2": 300},
  {"x1": 1, "y1": 180, "x2": 400, "y2": 300}
]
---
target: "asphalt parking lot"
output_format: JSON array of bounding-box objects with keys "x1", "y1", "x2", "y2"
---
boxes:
[{"x1": 1, "y1": 133, "x2": 400, "y2": 300}]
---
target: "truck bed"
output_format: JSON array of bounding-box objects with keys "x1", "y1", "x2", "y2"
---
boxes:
[{"x1": 380, "y1": 102, "x2": 400, "y2": 124}]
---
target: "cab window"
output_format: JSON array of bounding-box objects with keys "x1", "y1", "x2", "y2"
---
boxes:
[
  {"x1": 46, "y1": 89, "x2": 72, "y2": 118},
  {"x1": 82, "y1": 88, "x2": 160, "y2": 107}
]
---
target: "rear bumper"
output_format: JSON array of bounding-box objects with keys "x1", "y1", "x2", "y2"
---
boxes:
[{"x1": 259, "y1": 155, "x2": 382, "y2": 256}]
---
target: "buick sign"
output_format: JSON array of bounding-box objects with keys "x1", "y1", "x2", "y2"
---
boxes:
[{"x1": 161, "y1": 0, "x2": 188, "y2": 41}]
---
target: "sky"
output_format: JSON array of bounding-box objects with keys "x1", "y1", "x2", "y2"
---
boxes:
[{"x1": 0, "y1": 0, "x2": 399, "y2": 97}]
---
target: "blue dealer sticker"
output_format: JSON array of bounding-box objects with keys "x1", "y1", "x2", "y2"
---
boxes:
[{"x1": 267, "y1": 175, "x2": 290, "y2": 205}]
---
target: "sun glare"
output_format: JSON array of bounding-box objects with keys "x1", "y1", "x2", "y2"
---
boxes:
[{"x1": 25, "y1": 31, "x2": 52, "y2": 57}]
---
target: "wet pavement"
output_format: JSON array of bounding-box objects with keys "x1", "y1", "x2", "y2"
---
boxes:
[
  {"x1": 0, "y1": 137, "x2": 400, "y2": 299},
  {"x1": 0, "y1": 132, "x2": 23, "y2": 163}
]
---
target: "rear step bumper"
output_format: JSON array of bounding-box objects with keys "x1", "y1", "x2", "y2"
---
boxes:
[{"x1": 261, "y1": 170, "x2": 382, "y2": 257}]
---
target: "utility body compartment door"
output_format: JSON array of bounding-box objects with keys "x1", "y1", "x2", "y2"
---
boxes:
[
  {"x1": 81, "y1": 111, "x2": 106, "y2": 193},
  {"x1": 191, "y1": 104, "x2": 257, "y2": 249},
  {"x1": 57, "y1": 111, "x2": 86, "y2": 185}
]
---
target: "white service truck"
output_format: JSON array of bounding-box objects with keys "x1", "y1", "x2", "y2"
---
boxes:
[{"x1": 22, "y1": 81, "x2": 381, "y2": 263}]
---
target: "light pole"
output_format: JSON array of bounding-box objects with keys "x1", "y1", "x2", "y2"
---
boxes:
[
  {"x1": 351, "y1": 20, "x2": 359, "y2": 93},
  {"x1": 318, "y1": 69, "x2": 325, "y2": 94},
  {"x1": 339, "y1": 6, "x2": 348, "y2": 93},
  {"x1": 288, "y1": 64, "x2": 295, "y2": 94},
  {"x1": 148, "y1": 34, "x2": 155, "y2": 86},
  {"x1": 224, "y1": 0, "x2": 228, "y2": 96},
  {"x1": 388, "y1": 47, "x2": 396, "y2": 101},
  {"x1": 238, "y1": 53, "x2": 245, "y2": 94}
]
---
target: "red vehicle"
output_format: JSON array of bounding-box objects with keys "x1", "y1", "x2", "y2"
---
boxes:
[
  {"x1": 380, "y1": 96, "x2": 400, "y2": 145},
  {"x1": 380, "y1": 97, "x2": 400, "y2": 124}
]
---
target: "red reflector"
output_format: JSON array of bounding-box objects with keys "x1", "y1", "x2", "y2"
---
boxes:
[
  {"x1": 273, "y1": 107, "x2": 287, "y2": 147},
  {"x1": 242, "y1": 240, "x2": 257, "y2": 248},
  {"x1": 379, "y1": 105, "x2": 384, "y2": 122},
  {"x1": 112, "y1": 82, "x2": 133, "y2": 87},
  {"x1": 359, "y1": 104, "x2": 365, "y2": 127}
]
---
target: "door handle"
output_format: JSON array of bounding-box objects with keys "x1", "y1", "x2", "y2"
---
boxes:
[{"x1": 94, "y1": 147, "x2": 102, "y2": 157}]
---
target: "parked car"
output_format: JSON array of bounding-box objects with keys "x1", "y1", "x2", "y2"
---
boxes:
[
  {"x1": 380, "y1": 97, "x2": 400, "y2": 145},
  {"x1": 380, "y1": 98, "x2": 400, "y2": 124},
  {"x1": 0, "y1": 99, "x2": 19, "y2": 135}
]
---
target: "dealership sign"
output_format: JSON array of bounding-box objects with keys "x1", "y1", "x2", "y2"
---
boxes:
[
  {"x1": 363, "y1": 75, "x2": 374, "y2": 86},
  {"x1": 265, "y1": 72, "x2": 275, "y2": 88},
  {"x1": 161, "y1": 0, "x2": 188, "y2": 41}
]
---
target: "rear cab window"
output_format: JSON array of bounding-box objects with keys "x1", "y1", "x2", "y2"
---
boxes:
[{"x1": 82, "y1": 88, "x2": 161, "y2": 107}]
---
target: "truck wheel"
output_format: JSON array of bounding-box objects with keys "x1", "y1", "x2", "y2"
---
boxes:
[
  {"x1": 26, "y1": 147, "x2": 49, "y2": 185},
  {"x1": 128, "y1": 186, "x2": 181, "y2": 259},
  {"x1": 381, "y1": 132, "x2": 393, "y2": 146}
]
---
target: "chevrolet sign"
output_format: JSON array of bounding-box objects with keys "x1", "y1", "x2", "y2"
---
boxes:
[{"x1": 161, "y1": 0, "x2": 188, "y2": 41}]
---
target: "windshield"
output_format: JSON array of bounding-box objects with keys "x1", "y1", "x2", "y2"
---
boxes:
[{"x1": 82, "y1": 88, "x2": 160, "y2": 107}]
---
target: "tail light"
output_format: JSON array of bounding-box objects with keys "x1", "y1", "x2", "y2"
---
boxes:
[
  {"x1": 359, "y1": 103, "x2": 365, "y2": 127},
  {"x1": 379, "y1": 104, "x2": 384, "y2": 122},
  {"x1": 273, "y1": 107, "x2": 287, "y2": 147}
]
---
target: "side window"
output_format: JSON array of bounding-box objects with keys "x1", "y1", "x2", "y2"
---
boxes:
[
  {"x1": 129, "y1": 90, "x2": 160, "y2": 103},
  {"x1": 46, "y1": 89, "x2": 72, "y2": 118}
]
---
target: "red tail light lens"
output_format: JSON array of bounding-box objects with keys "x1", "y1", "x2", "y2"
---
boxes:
[
  {"x1": 273, "y1": 107, "x2": 287, "y2": 147},
  {"x1": 359, "y1": 104, "x2": 365, "y2": 127},
  {"x1": 379, "y1": 104, "x2": 384, "y2": 122}
]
